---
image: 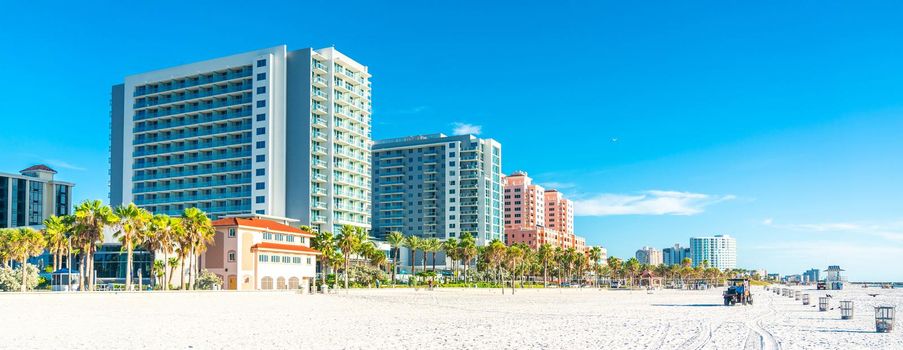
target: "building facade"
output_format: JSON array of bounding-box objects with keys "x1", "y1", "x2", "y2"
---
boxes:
[
  {"x1": 803, "y1": 268, "x2": 820, "y2": 283},
  {"x1": 689, "y1": 234, "x2": 737, "y2": 270},
  {"x1": 501, "y1": 171, "x2": 587, "y2": 251},
  {"x1": 110, "y1": 45, "x2": 372, "y2": 233},
  {"x1": 635, "y1": 246, "x2": 663, "y2": 266},
  {"x1": 370, "y1": 133, "x2": 502, "y2": 246},
  {"x1": 0, "y1": 165, "x2": 74, "y2": 228},
  {"x1": 203, "y1": 216, "x2": 320, "y2": 290},
  {"x1": 663, "y1": 244, "x2": 691, "y2": 266}
]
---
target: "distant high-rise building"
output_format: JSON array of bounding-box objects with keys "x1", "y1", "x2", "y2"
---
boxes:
[
  {"x1": 109, "y1": 45, "x2": 372, "y2": 233},
  {"x1": 635, "y1": 246, "x2": 663, "y2": 265},
  {"x1": 663, "y1": 243, "x2": 691, "y2": 266},
  {"x1": 803, "y1": 268, "x2": 820, "y2": 283},
  {"x1": 689, "y1": 234, "x2": 737, "y2": 270},
  {"x1": 370, "y1": 133, "x2": 502, "y2": 246},
  {"x1": 0, "y1": 165, "x2": 74, "y2": 228}
]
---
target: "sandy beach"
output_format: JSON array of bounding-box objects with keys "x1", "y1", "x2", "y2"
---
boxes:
[{"x1": 1, "y1": 286, "x2": 900, "y2": 349}]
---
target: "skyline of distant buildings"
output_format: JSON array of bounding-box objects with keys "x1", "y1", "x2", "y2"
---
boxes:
[{"x1": 502, "y1": 171, "x2": 587, "y2": 252}]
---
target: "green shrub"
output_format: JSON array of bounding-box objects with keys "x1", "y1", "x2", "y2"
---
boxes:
[
  {"x1": 195, "y1": 270, "x2": 223, "y2": 290},
  {"x1": 0, "y1": 264, "x2": 40, "y2": 291}
]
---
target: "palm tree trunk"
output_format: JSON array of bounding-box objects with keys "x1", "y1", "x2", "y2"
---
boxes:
[
  {"x1": 20, "y1": 255, "x2": 27, "y2": 292},
  {"x1": 78, "y1": 252, "x2": 85, "y2": 291},
  {"x1": 409, "y1": 249, "x2": 415, "y2": 286},
  {"x1": 125, "y1": 239, "x2": 133, "y2": 291},
  {"x1": 431, "y1": 252, "x2": 437, "y2": 272},
  {"x1": 179, "y1": 255, "x2": 186, "y2": 290},
  {"x1": 343, "y1": 255, "x2": 349, "y2": 289},
  {"x1": 543, "y1": 262, "x2": 548, "y2": 287}
]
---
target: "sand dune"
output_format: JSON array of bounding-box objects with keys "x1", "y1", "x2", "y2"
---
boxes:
[{"x1": 0, "y1": 286, "x2": 899, "y2": 349}]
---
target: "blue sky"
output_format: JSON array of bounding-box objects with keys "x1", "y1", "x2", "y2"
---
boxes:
[{"x1": 1, "y1": 1, "x2": 901, "y2": 280}]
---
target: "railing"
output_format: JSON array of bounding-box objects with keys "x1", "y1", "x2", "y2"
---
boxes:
[
  {"x1": 135, "y1": 190, "x2": 251, "y2": 205},
  {"x1": 133, "y1": 67, "x2": 253, "y2": 97},
  {"x1": 133, "y1": 107, "x2": 252, "y2": 133},
  {"x1": 133, "y1": 176, "x2": 251, "y2": 193},
  {"x1": 134, "y1": 94, "x2": 252, "y2": 121},
  {"x1": 133, "y1": 163, "x2": 250, "y2": 181},
  {"x1": 133, "y1": 149, "x2": 251, "y2": 169},
  {"x1": 134, "y1": 80, "x2": 253, "y2": 109},
  {"x1": 133, "y1": 137, "x2": 251, "y2": 157},
  {"x1": 134, "y1": 122, "x2": 252, "y2": 145}
]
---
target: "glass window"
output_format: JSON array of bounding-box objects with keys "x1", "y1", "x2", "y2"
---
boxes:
[
  {"x1": 256, "y1": 182, "x2": 265, "y2": 190},
  {"x1": 256, "y1": 127, "x2": 266, "y2": 135},
  {"x1": 256, "y1": 141, "x2": 265, "y2": 149},
  {"x1": 256, "y1": 196, "x2": 265, "y2": 204},
  {"x1": 256, "y1": 100, "x2": 266, "y2": 108},
  {"x1": 228, "y1": 228, "x2": 236, "y2": 237},
  {"x1": 257, "y1": 72, "x2": 266, "y2": 81},
  {"x1": 256, "y1": 169, "x2": 265, "y2": 176},
  {"x1": 257, "y1": 86, "x2": 266, "y2": 94},
  {"x1": 256, "y1": 114, "x2": 266, "y2": 121},
  {"x1": 256, "y1": 155, "x2": 265, "y2": 162},
  {"x1": 228, "y1": 251, "x2": 236, "y2": 262}
]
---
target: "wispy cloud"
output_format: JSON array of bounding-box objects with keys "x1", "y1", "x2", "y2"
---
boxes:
[
  {"x1": 573, "y1": 190, "x2": 735, "y2": 216},
  {"x1": 43, "y1": 159, "x2": 85, "y2": 171},
  {"x1": 451, "y1": 122, "x2": 482, "y2": 135},
  {"x1": 763, "y1": 219, "x2": 903, "y2": 242},
  {"x1": 538, "y1": 181, "x2": 577, "y2": 190},
  {"x1": 393, "y1": 105, "x2": 429, "y2": 114}
]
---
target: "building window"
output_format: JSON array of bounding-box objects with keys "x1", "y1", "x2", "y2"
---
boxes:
[
  {"x1": 256, "y1": 169, "x2": 265, "y2": 176},
  {"x1": 256, "y1": 182, "x2": 265, "y2": 190},
  {"x1": 228, "y1": 251, "x2": 236, "y2": 262},
  {"x1": 259, "y1": 255, "x2": 268, "y2": 262},
  {"x1": 257, "y1": 86, "x2": 266, "y2": 94},
  {"x1": 256, "y1": 196, "x2": 265, "y2": 204},
  {"x1": 256, "y1": 141, "x2": 265, "y2": 149},
  {"x1": 257, "y1": 72, "x2": 266, "y2": 81},
  {"x1": 256, "y1": 127, "x2": 266, "y2": 135},
  {"x1": 228, "y1": 228, "x2": 236, "y2": 237},
  {"x1": 263, "y1": 232, "x2": 273, "y2": 240},
  {"x1": 257, "y1": 59, "x2": 267, "y2": 67},
  {"x1": 256, "y1": 100, "x2": 266, "y2": 108},
  {"x1": 256, "y1": 155, "x2": 265, "y2": 162},
  {"x1": 256, "y1": 114, "x2": 266, "y2": 121}
]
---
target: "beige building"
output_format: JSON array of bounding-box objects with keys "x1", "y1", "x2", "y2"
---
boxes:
[
  {"x1": 203, "y1": 216, "x2": 319, "y2": 290},
  {"x1": 635, "y1": 246, "x2": 663, "y2": 266}
]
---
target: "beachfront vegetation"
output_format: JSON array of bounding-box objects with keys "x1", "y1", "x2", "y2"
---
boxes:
[{"x1": 0, "y1": 200, "x2": 216, "y2": 292}]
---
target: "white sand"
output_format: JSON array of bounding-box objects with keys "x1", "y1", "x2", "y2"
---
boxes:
[{"x1": 1, "y1": 286, "x2": 900, "y2": 349}]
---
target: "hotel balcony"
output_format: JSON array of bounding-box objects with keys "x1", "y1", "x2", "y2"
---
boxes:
[
  {"x1": 133, "y1": 149, "x2": 252, "y2": 169},
  {"x1": 134, "y1": 122, "x2": 252, "y2": 145},
  {"x1": 133, "y1": 136, "x2": 252, "y2": 158},
  {"x1": 133, "y1": 175, "x2": 251, "y2": 193},
  {"x1": 133, "y1": 107, "x2": 252, "y2": 134},
  {"x1": 133, "y1": 163, "x2": 250, "y2": 182},
  {"x1": 134, "y1": 67, "x2": 253, "y2": 97}
]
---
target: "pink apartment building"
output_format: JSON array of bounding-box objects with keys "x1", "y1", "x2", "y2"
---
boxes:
[
  {"x1": 202, "y1": 216, "x2": 320, "y2": 291},
  {"x1": 503, "y1": 171, "x2": 588, "y2": 252}
]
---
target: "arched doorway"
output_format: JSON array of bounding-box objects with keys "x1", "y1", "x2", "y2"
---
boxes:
[
  {"x1": 261, "y1": 277, "x2": 274, "y2": 290},
  {"x1": 288, "y1": 277, "x2": 300, "y2": 289},
  {"x1": 277, "y1": 277, "x2": 286, "y2": 290}
]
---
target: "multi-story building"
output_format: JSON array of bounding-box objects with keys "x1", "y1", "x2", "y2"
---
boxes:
[
  {"x1": 635, "y1": 246, "x2": 663, "y2": 266},
  {"x1": 663, "y1": 243, "x2": 691, "y2": 266},
  {"x1": 802, "y1": 268, "x2": 820, "y2": 283},
  {"x1": 502, "y1": 171, "x2": 589, "y2": 252},
  {"x1": 370, "y1": 133, "x2": 502, "y2": 246},
  {"x1": 0, "y1": 165, "x2": 74, "y2": 228},
  {"x1": 110, "y1": 45, "x2": 371, "y2": 233},
  {"x1": 689, "y1": 234, "x2": 737, "y2": 270},
  {"x1": 202, "y1": 215, "x2": 320, "y2": 290}
]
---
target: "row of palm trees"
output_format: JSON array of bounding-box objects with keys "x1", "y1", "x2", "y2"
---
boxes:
[
  {"x1": 0, "y1": 200, "x2": 215, "y2": 292},
  {"x1": 311, "y1": 224, "x2": 389, "y2": 290},
  {"x1": 377, "y1": 232, "x2": 747, "y2": 289}
]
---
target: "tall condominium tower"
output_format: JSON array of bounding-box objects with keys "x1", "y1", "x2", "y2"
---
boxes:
[
  {"x1": 502, "y1": 171, "x2": 587, "y2": 251},
  {"x1": 0, "y1": 165, "x2": 74, "y2": 228},
  {"x1": 689, "y1": 234, "x2": 737, "y2": 270},
  {"x1": 110, "y1": 45, "x2": 371, "y2": 233},
  {"x1": 663, "y1": 243, "x2": 691, "y2": 266},
  {"x1": 371, "y1": 134, "x2": 502, "y2": 245}
]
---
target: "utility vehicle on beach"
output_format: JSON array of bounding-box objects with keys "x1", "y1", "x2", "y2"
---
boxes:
[{"x1": 723, "y1": 278, "x2": 753, "y2": 306}]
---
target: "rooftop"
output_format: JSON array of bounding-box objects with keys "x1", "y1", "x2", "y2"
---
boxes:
[{"x1": 211, "y1": 217, "x2": 312, "y2": 235}]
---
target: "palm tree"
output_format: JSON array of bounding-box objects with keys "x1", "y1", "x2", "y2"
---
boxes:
[
  {"x1": 328, "y1": 251, "x2": 344, "y2": 290},
  {"x1": 537, "y1": 243, "x2": 553, "y2": 287},
  {"x1": 607, "y1": 256, "x2": 623, "y2": 286},
  {"x1": 458, "y1": 232, "x2": 477, "y2": 285},
  {"x1": 181, "y1": 207, "x2": 214, "y2": 290},
  {"x1": 73, "y1": 200, "x2": 117, "y2": 291},
  {"x1": 386, "y1": 231, "x2": 404, "y2": 286},
  {"x1": 312, "y1": 230, "x2": 335, "y2": 288},
  {"x1": 625, "y1": 257, "x2": 641, "y2": 286},
  {"x1": 588, "y1": 247, "x2": 602, "y2": 287},
  {"x1": 42, "y1": 215, "x2": 71, "y2": 272},
  {"x1": 0, "y1": 228, "x2": 14, "y2": 267},
  {"x1": 147, "y1": 214, "x2": 177, "y2": 290},
  {"x1": 113, "y1": 203, "x2": 152, "y2": 291},
  {"x1": 504, "y1": 244, "x2": 524, "y2": 292},
  {"x1": 424, "y1": 238, "x2": 441, "y2": 272},
  {"x1": 484, "y1": 239, "x2": 507, "y2": 287},
  {"x1": 167, "y1": 257, "x2": 180, "y2": 288},
  {"x1": 336, "y1": 225, "x2": 360, "y2": 289},
  {"x1": 9, "y1": 227, "x2": 47, "y2": 291},
  {"x1": 403, "y1": 235, "x2": 421, "y2": 285},
  {"x1": 441, "y1": 238, "x2": 459, "y2": 281}
]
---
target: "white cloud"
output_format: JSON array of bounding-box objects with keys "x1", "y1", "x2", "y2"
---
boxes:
[
  {"x1": 43, "y1": 159, "x2": 85, "y2": 171},
  {"x1": 394, "y1": 105, "x2": 428, "y2": 114},
  {"x1": 573, "y1": 190, "x2": 734, "y2": 216},
  {"x1": 451, "y1": 122, "x2": 482, "y2": 135},
  {"x1": 763, "y1": 220, "x2": 903, "y2": 242}
]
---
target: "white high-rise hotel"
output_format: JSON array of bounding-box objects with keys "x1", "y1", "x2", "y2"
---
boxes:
[
  {"x1": 689, "y1": 234, "x2": 737, "y2": 270},
  {"x1": 110, "y1": 46, "x2": 371, "y2": 232}
]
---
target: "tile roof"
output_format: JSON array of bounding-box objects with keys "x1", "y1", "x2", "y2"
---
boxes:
[
  {"x1": 21, "y1": 164, "x2": 57, "y2": 173},
  {"x1": 211, "y1": 217, "x2": 313, "y2": 235},
  {"x1": 251, "y1": 242, "x2": 321, "y2": 254}
]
